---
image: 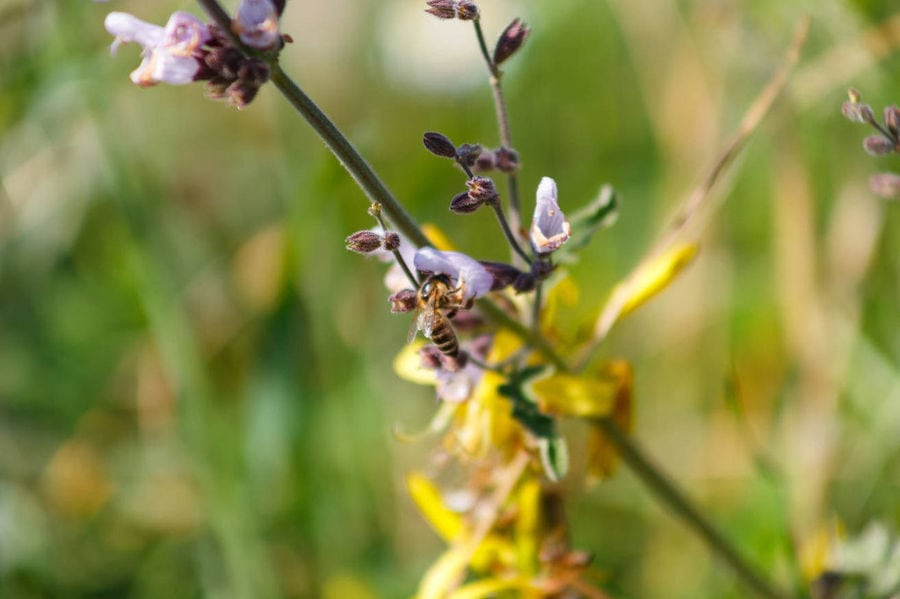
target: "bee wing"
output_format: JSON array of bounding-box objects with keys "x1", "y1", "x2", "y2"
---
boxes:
[
  {"x1": 407, "y1": 315, "x2": 420, "y2": 343},
  {"x1": 417, "y1": 307, "x2": 440, "y2": 339}
]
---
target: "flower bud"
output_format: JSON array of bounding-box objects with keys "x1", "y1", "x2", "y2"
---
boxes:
[
  {"x1": 472, "y1": 150, "x2": 496, "y2": 172},
  {"x1": 450, "y1": 190, "x2": 483, "y2": 214},
  {"x1": 863, "y1": 135, "x2": 895, "y2": 156},
  {"x1": 847, "y1": 88, "x2": 861, "y2": 104},
  {"x1": 389, "y1": 289, "x2": 418, "y2": 313},
  {"x1": 884, "y1": 105, "x2": 900, "y2": 136},
  {"x1": 425, "y1": 0, "x2": 456, "y2": 19},
  {"x1": 530, "y1": 259, "x2": 553, "y2": 281},
  {"x1": 423, "y1": 131, "x2": 457, "y2": 158},
  {"x1": 455, "y1": 143, "x2": 482, "y2": 167},
  {"x1": 842, "y1": 101, "x2": 874, "y2": 124},
  {"x1": 494, "y1": 146, "x2": 520, "y2": 173},
  {"x1": 493, "y1": 18, "x2": 529, "y2": 66},
  {"x1": 345, "y1": 230, "x2": 383, "y2": 254},
  {"x1": 870, "y1": 172, "x2": 900, "y2": 199},
  {"x1": 382, "y1": 231, "x2": 401, "y2": 251},
  {"x1": 456, "y1": 0, "x2": 478, "y2": 20},
  {"x1": 513, "y1": 272, "x2": 536, "y2": 292},
  {"x1": 466, "y1": 176, "x2": 498, "y2": 204},
  {"x1": 419, "y1": 344, "x2": 443, "y2": 369},
  {"x1": 477, "y1": 260, "x2": 524, "y2": 290}
]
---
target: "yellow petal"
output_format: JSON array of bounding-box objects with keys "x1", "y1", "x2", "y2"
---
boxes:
[
  {"x1": 531, "y1": 372, "x2": 619, "y2": 418},
  {"x1": 416, "y1": 547, "x2": 469, "y2": 599},
  {"x1": 445, "y1": 577, "x2": 529, "y2": 599},
  {"x1": 422, "y1": 223, "x2": 456, "y2": 251},
  {"x1": 394, "y1": 340, "x2": 438, "y2": 386},
  {"x1": 515, "y1": 478, "x2": 541, "y2": 575},
  {"x1": 406, "y1": 472, "x2": 462, "y2": 542},
  {"x1": 590, "y1": 243, "x2": 698, "y2": 341}
]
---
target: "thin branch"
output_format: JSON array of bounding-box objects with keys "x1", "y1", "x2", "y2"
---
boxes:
[{"x1": 574, "y1": 16, "x2": 810, "y2": 372}]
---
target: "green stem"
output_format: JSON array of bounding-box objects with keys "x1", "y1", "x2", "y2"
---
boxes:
[
  {"x1": 489, "y1": 201, "x2": 532, "y2": 265},
  {"x1": 595, "y1": 419, "x2": 790, "y2": 599}
]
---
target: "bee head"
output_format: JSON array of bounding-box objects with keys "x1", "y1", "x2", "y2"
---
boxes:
[{"x1": 419, "y1": 273, "x2": 452, "y2": 299}]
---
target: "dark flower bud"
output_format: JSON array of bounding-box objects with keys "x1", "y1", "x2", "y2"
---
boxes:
[
  {"x1": 450, "y1": 190, "x2": 483, "y2": 214},
  {"x1": 870, "y1": 172, "x2": 900, "y2": 199},
  {"x1": 456, "y1": 0, "x2": 479, "y2": 20},
  {"x1": 383, "y1": 231, "x2": 401, "y2": 251},
  {"x1": 884, "y1": 105, "x2": 900, "y2": 135},
  {"x1": 473, "y1": 150, "x2": 496, "y2": 172},
  {"x1": 423, "y1": 131, "x2": 457, "y2": 158},
  {"x1": 455, "y1": 143, "x2": 482, "y2": 167},
  {"x1": 863, "y1": 135, "x2": 895, "y2": 156},
  {"x1": 419, "y1": 344, "x2": 443, "y2": 369},
  {"x1": 513, "y1": 272, "x2": 536, "y2": 293},
  {"x1": 425, "y1": 0, "x2": 457, "y2": 19},
  {"x1": 493, "y1": 18, "x2": 529, "y2": 66},
  {"x1": 841, "y1": 101, "x2": 874, "y2": 124},
  {"x1": 389, "y1": 289, "x2": 419, "y2": 313},
  {"x1": 466, "y1": 176, "x2": 498, "y2": 204},
  {"x1": 530, "y1": 259, "x2": 554, "y2": 281},
  {"x1": 238, "y1": 58, "x2": 271, "y2": 86},
  {"x1": 494, "y1": 146, "x2": 520, "y2": 173},
  {"x1": 440, "y1": 350, "x2": 467, "y2": 372},
  {"x1": 345, "y1": 230, "x2": 383, "y2": 254},
  {"x1": 478, "y1": 260, "x2": 525, "y2": 290},
  {"x1": 448, "y1": 310, "x2": 483, "y2": 333},
  {"x1": 227, "y1": 80, "x2": 261, "y2": 109}
]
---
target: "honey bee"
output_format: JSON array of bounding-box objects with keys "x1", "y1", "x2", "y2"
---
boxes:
[{"x1": 411, "y1": 274, "x2": 473, "y2": 358}]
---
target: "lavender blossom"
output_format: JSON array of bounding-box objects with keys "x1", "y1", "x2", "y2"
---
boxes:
[
  {"x1": 105, "y1": 12, "x2": 210, "y2": 87},
  {"x1": 530, "y1": 176, "x2": 571, "y2": 254},
  {"x1": 234, "y1": 0, "x2": 281, "y2": 50},
  {"x1": 413, "y1": 248, "x2": 493, "y2": 300}
]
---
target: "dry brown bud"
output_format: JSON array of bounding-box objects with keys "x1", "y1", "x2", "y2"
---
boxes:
[
  {"x1": 423, "y1": 131, "x2": 457, "y2": 157},
  {"x1": 425, "y1": 0, "x2": 456, "y2": 19},
  {"x1": 450, "y1": 190, "x2": 483, "y2": 214},
  {"x1": 472, "y1": 150, "x2": 496, "y2": 172},
  {"x1": 493, "y1": 18, "x2": 529, "y2": 66},
  {"x1": 382, "y1": 231, "x2": 401, "y2": 251},
  {"x1": 465, "y1": 176, "x2": 498, "y2": 203},
  {"x1": 389, "y1": 289, "x2": 418, "y2": 313},
  {"x1": 456, "y1": 0, "x2": 478, "y2": 20},
  {"x1": 870, "y1": 172, "x2": 900, "y2": 199},
  {"x1": 841, "y1": 101, "x2": 874, "y2": 124},
  {"x1": 863, "y1": 135, "x2": 895, "y2": 156},
  {"x1": 455, "y1": 143, "x2": 482, "y2": 167},
  {"x1": 494, "y1": 146, "x2": 520, "y2": 173},
  {"x1": 884, "y1": 105, "x2": 900, "y2": 136},
  {"x1": 345, "y1": 230, "x2": 383, "y2": 254}
]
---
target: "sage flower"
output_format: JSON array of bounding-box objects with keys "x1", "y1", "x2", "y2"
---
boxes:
[
  {"x1": 413, "y1": 248, "x2": 493, "y2": 300},
  {"x1": 105, "y1": 11, "x2": 210, "y2": 87},
  {"x1": 234, "y1": 0, "x2": 281, "y2": 50},
  {"x1": 530, "y1": 176, "x2": 571, "y2": 254}
]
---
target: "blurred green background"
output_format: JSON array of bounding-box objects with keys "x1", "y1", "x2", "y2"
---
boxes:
[{"x1": 1, "y1": 0, "x2": 898, "y2": 597}]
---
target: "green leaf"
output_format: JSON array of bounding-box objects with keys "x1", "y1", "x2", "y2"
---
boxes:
[
  {"x1": 538, "y1": 436, "x2": 569, "y2": 482},
  {"x1": 564, "y1": 185, "x2": 619, "y2": 253}
]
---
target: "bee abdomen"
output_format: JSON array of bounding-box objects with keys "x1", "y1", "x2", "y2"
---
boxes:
[{"x1": 429, "y1": 319, "x2": 459, "y2": 357}]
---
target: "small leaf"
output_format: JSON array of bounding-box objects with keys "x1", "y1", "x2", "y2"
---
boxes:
[
  {"x1": 618, "y1": 243, "x2": 697, "y2": 317},
  {"x1": 585, "y1": 361, "x2": 633, "y2": 483},
  {"x1": 565, "y1": 185, "x2": 619, "y2": 252},
  {"x1": 514, "y1": 479, "x2": 541, "y2": 575},
  {"x1": 416, "y1": 547, "x2": 469, "y2": 599},
  {"x1": 497, "y1": 366, "x2": 556, "y2": 439},
  {"x1": 538, "y1": 435, "x2": 569, "y2": 482},
  {"x1": 530, "y1": 372, "x2": 619, "y2": 418}
]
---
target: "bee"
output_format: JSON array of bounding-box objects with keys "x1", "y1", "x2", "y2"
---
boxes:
[{"x1": 411, "y1": 274, "x2": 473, "y2": 358}]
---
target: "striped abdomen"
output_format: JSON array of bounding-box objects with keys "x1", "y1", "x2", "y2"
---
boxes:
[{"x1": 428, "y1": 317, "x2": 459, "y2": 357}]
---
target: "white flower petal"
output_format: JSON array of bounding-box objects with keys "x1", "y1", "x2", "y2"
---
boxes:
[
  {"x1": 530, "y1": 176, "x2": 571, "y2": 254},
  {"x1": 162, "y1": 11, "x2": 211, "y2": 56},
  {"x1": 413, "y1": 248, "x2": 492, "y2": 300},
  {"x1": 235, "y1": 0, "x2": 280, "y2": 49},
  {"x1": 105, "y1": 12, "x2": 164, "y2": 53}
]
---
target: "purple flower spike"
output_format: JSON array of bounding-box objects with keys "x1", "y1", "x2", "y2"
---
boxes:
[
  {"x1": 530, "y1": 176, "x2": 571, "y2": 254},
  {"x1": 234, "y1": 0, "x2": 280, "y2": 50},
  {"x1": 413, "y1": 248, "x2": 493, "y2": 300},
  {"x1": 105, "y1": 11, "x2": 209, "y2": 87}
]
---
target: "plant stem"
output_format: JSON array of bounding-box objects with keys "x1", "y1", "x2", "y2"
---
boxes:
[
  {"x1": 472, "y1": 18, "x2": 523, "y2": 254},
  {"x1": 489, "y1": 201, "x2": 532, "y2": 265},
  {"x1": 595, "y1": 418, "x2": 790, "y2": 599}
]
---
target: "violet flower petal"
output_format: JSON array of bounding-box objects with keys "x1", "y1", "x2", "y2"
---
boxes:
[
  {"x1": 161, "y1": 11, "x2": 211, "y2": 57},
  {"x1": 130, "y1": 50, "x2": 200, "y2": 87},
  {"x1": 414, "y1": 248, "x2": 493, "y2": 300},
  {"x1": 530, "y1": 176, "x2": 571, "y2": 254},
  {"x1": 234, "y1": 0, "x2": 280, "y2": 49},
  {"x1": 105, "y1": 12, "x2": 164, "y2": 54}
]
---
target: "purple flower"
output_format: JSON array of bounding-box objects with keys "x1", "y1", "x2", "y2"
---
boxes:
[
  {"x1": 530, "y1": 176, "x2": 571, "y2": 254},
  {"x1": 413, "y1": 248, "x2": 493, "y2": 300},
  {"x1": 234, "y1": 0, "x2": 280, "y2": 50},
  {"x1": 105, "y1": 11, "x2": 210, "y2": 87}
]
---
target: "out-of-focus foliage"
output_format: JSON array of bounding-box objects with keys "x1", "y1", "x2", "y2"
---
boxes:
[{"x1": 0, "y1": 0, "x2": 898, "y2": 597}]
